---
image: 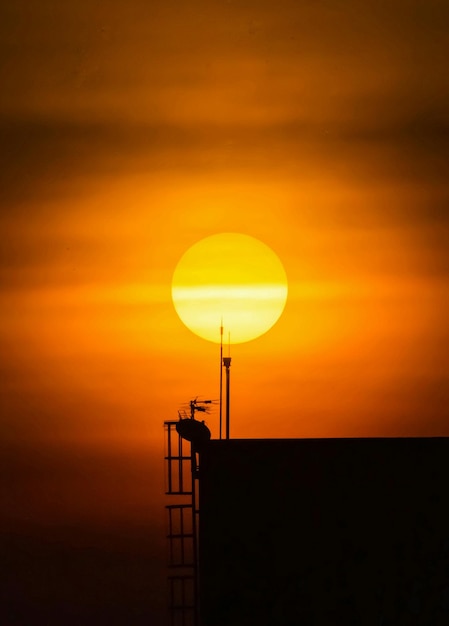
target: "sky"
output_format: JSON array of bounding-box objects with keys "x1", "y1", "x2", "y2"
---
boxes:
[{"x1": 1, "y1": 0, "x2": 448, "y2": 623}]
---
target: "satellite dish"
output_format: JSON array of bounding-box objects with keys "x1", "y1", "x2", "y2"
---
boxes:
[{"x1": 176, "y1": 418, "x2": 211, "y2": 448}]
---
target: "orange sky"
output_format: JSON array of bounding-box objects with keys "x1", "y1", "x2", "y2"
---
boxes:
[{"x1": 1, "y1": 1, "x2": 448, "y2": 619}]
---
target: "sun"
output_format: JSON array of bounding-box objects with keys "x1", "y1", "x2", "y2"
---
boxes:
[{"x1": 171, "y1": 233, "x2": 288, "y2": 344}]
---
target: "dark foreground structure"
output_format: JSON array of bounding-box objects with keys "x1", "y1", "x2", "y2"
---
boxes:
[{"x1": 199, "y1": 438, "x2": 449, "y2": 625}]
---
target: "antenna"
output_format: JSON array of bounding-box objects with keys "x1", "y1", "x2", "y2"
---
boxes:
[
  {"x1": 188, "y1": 397, "x2": 214, "y2": 420},
  {"x1": 223, "y1": 334, "x2": 232, "y2": 439}
]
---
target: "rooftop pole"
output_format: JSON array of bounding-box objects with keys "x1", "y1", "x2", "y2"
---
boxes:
[{"x1": 223, "y1": 334, "x2": 231, "y2": 439}]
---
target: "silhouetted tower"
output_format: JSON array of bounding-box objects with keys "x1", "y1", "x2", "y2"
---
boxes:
[
  {"x1": 164, "y1": 329, "x2": 232, "y2": 623},
  {"x1": 164, "y1": 399, "x2": 211, "y2": 626}
]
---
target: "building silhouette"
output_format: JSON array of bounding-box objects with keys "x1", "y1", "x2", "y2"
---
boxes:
[
  {"x1": 199, "y1": 437, "x2": 449, "y2": 625},
  {"x1": 166, "y1": 423, "x2": 449, "y2": 625}
]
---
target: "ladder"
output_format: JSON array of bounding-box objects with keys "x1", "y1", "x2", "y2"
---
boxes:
[{"x1": 164, "y1": 420, "x2": 199, "y2": 626}]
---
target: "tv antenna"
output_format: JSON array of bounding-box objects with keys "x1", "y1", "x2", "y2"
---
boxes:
[
  {"x1": 188, "y1": 397, "x2": 214, "y2": 419},
  {"x1": 176, "y1": 397, "x2": 214, "y2": 452}
]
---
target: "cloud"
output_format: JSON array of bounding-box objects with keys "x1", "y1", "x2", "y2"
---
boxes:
[{"x1": 1, "y1": 104, "x2": 448, "y2": 215}]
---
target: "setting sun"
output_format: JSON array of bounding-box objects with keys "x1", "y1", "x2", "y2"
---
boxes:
[
  {"x1": 171, "y1": 233, "x2": 288, "y2": 343},
  {"x1": 2, "y1": 0, "x2": 449, "y2": 621}
]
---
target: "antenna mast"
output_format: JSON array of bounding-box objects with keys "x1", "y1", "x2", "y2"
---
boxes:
[{"x1": 223, "y1": 331, "x2": 232, "y2": 440}]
